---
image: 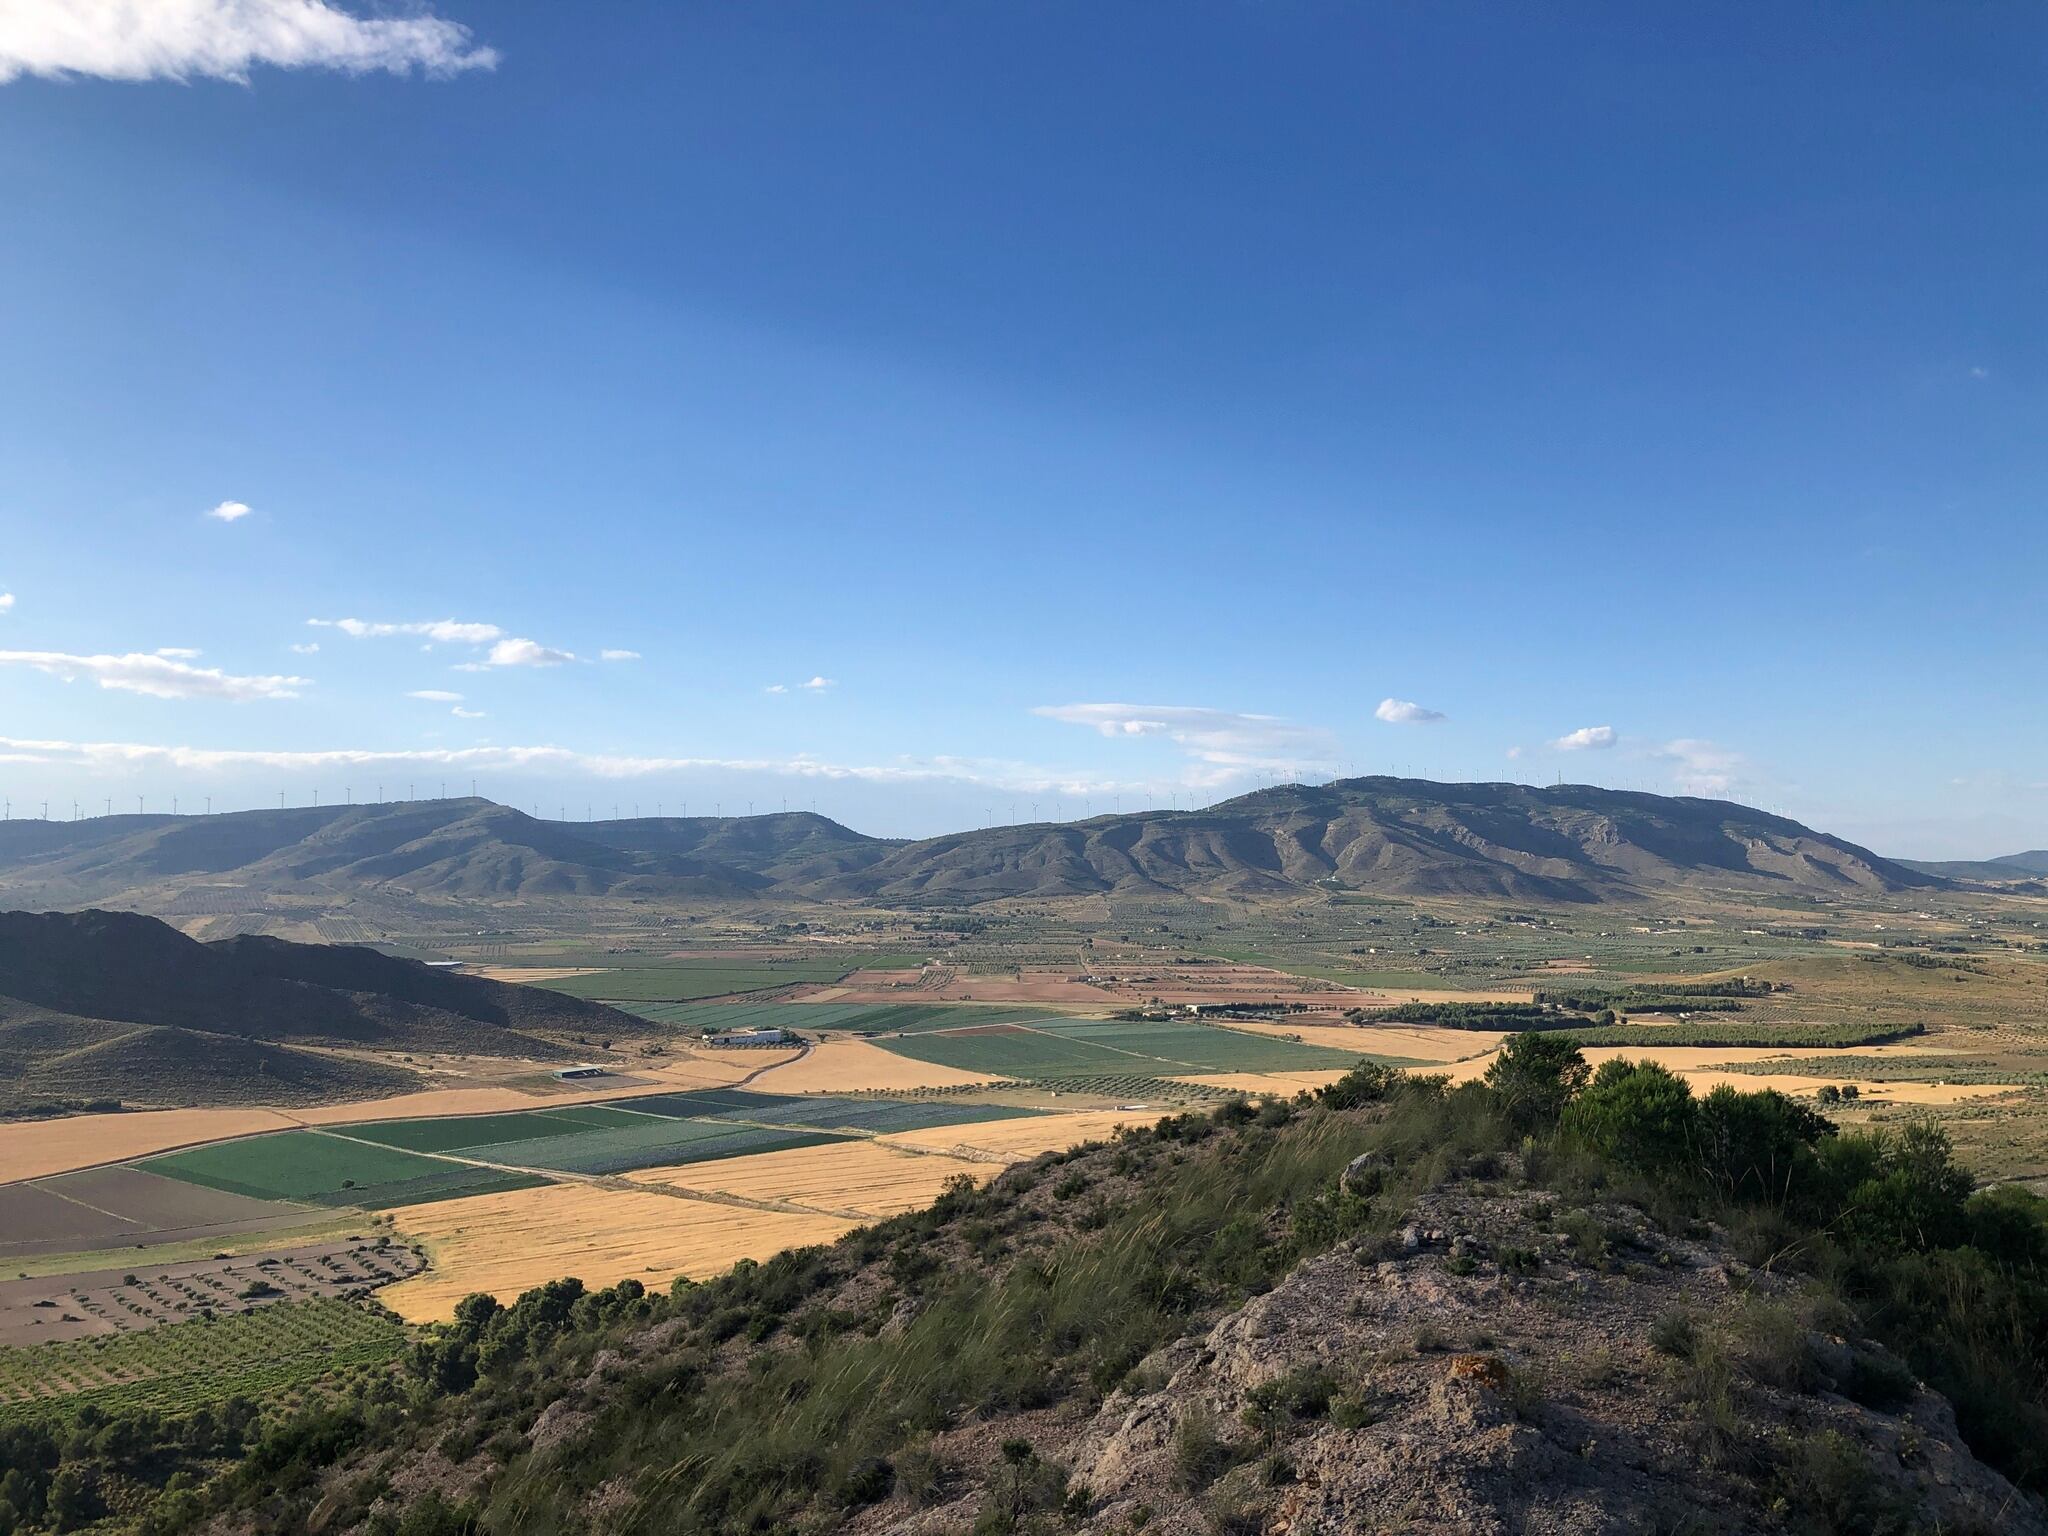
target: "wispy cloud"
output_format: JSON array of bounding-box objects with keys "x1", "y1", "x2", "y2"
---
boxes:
[
  {"x1": 0, "y1": 735, "x2": 1151, "y2": 798},
  {"x1": 154, "y1": 647, "x2": 202, "y2": 660},
  {"x1": 0, "y1": 593, "x2": 13, "y2": 615},
  {"x1": 311, "y1": 618, "x2": 503, "y2": 645},
  {"x1": 1655, "y1": 738, "x2": 1744, "y2": 795},
  {"x1": 406, "y1": 690, "x2": 463, "y2": 703},
  {"x1": 451, "y1": 706, "x2": 486, "y2": 719},
  {"x1": 600, "y1": 649, "x2": 641, "y2": 663},
  {"x1": 1374, "y1": 698, "x2": 1445, "y2": 725},
  {"x1": 1550, "y1": 725, "x2": 1617, "y2": 752},
  {"x1": 764, "y1": 683, "x2": 788, "y2": 695},
  {"x1": 1034, "y1": 702, "x2": 1335, "y2": 782},
  {"x1": 205, "y1": 500, "x2": 253, "y2": 523},
  {"x1": 0, "y1": 0, "x2": 498, "y2": 85},
  {"x1": 289, "y1": 641, "x2": 320, "y2": 655},
  {"x1": 0, "y1": 650, "x2": 308, "y2": 701},
  {"x1": 801, "y1": 675, "x2": 835, "y2": 691}
]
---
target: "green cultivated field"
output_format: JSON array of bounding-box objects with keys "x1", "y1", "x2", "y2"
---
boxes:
[
  {"x1": 497, "y1": 1120, "x2": 851, "y2": 1176},
  {"x1": 0, "y1": 1298, "x2": 406, "y2": 1419},
  {"x1": 339, "y1": 1105, "x2": 646, "y2": 1154},
  {"x1": 876, "y1": 1019, "x2": 1385, "y2": 1081},
  {"x1": 140, "y1": 1131, "x2": 546, "y2": 1209}
]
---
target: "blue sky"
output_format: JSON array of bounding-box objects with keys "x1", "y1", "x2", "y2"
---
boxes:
[{"x1": 0, "y1": 3, "x2": 2043, "y2": 854}]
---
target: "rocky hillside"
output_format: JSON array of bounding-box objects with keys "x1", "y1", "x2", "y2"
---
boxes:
[
  {"x1": 52, "y1": 1057, "x2": 2042, "y2": 1535},
  {"x1": 0, "y1": 910, "x2": 646, "y2": 1110},
  {"x1": 0, "y1": 780, "x2": 1936, "y2": 912},
  {"x1": 810, "y1": 778, "x2": 1937, "y2": 904}
]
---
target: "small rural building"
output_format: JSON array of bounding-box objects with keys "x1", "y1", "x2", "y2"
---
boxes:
[
  {"x1": 706, "y1": 1027, "x2": 793, "y2": 1047},
  {"x1": 552, "y1": 1065, "x2": 610, "y2": 1081}
]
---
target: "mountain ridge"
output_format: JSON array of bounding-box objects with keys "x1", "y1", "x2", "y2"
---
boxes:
[{"x1": 0, "y1": 779, "x2": 1938, "y2": 911}]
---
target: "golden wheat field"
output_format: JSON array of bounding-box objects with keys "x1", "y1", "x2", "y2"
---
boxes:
[
  {"x1": 0, "y1": 1107, "x2": 302, "y2": 1184},
  {"x1": 748, "y1": 1037, "x2": 1003, "y2": 1093},
  {"x1": 380, "y1": 1184, "x2": 855, "y2": 1322},
  {"x1": 1216, "y1": 1019, "x2": 1506, "y2": 1061},
  {"x1": 873, "y1": 1109, "x2": 1143, "y2": 1162},
  {"x1": 625, "y1": 1140, "x2": 997, "y2": 1218}
]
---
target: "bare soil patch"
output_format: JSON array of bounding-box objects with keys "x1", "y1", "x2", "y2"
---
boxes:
[{"x1": 0, "y1": 1237, "x2": 423, "y2": 1346}]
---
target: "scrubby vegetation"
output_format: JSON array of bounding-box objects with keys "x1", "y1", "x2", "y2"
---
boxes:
[{"x1": 4, "y1": 1037, "x2": 2044, "y2": 1534}]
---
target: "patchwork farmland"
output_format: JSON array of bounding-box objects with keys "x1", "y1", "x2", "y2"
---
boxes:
[{"x1": 868, "y1": 1016, "x2": 1393, "y2": 1080}]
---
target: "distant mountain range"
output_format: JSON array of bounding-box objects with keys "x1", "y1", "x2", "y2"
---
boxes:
[
  {"x1": 1896, "y1": 850, "x2": 2048, "y2": 884},
  {"x1": 0, "y1": 909, "x2": 639, "y2": 1111},
  {"x1": 0, "y1": 778, "x2": 1939, "y2": 911}
]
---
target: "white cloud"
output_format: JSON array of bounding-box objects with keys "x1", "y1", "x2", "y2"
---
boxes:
[
  {"x1": 1035, "y1": 703, "x2": 1335, "y2": 782},
  {"x1": 600, "y1": 649, "x2": 641, "y2": 663},
  {"x1": 1550, "y1": 725, "x2": 1617, "y2": 752},
  {"x1": 406, "y1": 689, "x2": 463, "y2": 703},
  {"x1": 289, "y1": 641, "x2": 320, "y2": 654},
  {"x1": 205, "y1": 500, "x2": 253, "y2": 523},
  {"x1": 0, "y1": 0, "x2": 498, "y2": 84},
  {"x1": 764, "y1": 683, "x2": 788, "y2": 695},
  {"x1": 1655, "y1": 738, "x2": 1744, "y2": 795},
  {"x1": 0, "y1": 593, "x2": 15, "y2": 614},
  {"x1": 1505, "y1": 745, "x2": 1524, "y2": 760},
  {"x1": 800, "y1": 675, "x2": 835, "y2": 691},
  {"x1": 0, "y1": 649, "x2": 307, "y2": 701},
  {"x1": 311, "y1": 618, "x2": 503, "y2": 645},
  {"x1": 487, "y1": 636, "x2": 573, "y2": 667},
  {"x1": 1375, "y1": 698, "x2": 1445, "y2": 725},
  {"x1": 450, "y1": 706, "x2": 485, "y2": 719},
  {"x1": 154, "y1": 647, "x2": 202, "y2": 659},
  {"x1": 0, "y1": 735, "x2": 1149, "y2": 798}
]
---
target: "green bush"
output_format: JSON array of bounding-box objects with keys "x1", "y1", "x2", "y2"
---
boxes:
[{"x1": 1482, "y1": 1033, "x2": 1590, "y2": 1130}]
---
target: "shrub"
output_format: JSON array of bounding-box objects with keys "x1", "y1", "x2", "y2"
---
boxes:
[
  {"x1": 1483, "y1": 1033, "x2": 1591, "y2": 1130},
  {"x1": 1563, "y1": 1059, "x2": 1698, "y2": 1178},
  {"x1": 1650, "y1": 1308, "x2": 1697, "y2": 1359}
]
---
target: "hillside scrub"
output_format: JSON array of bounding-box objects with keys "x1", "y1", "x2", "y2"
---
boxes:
[{"x1": 2, "y1": 1043, "x2": 2043, "y2": 1533}]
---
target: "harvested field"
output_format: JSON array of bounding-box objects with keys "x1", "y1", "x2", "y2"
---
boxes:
[
  {"x1": 1212, "y1": 1019, "x2": 1506, "y2": 1062},
  {"x1": 625, "y1": 1141, "x2": 996, "y2": 1219},
  {"x1": 471, "y1": 966, "x2": 603, "y2": 983},
  {"x1": 874, "y1": 1109, "x2": 1143, "y2": 1163},
  {"x1": 0, "y1": 1166, "x2": 324, "y2": 1260},
  {"x1": 0, "y1": 1108, "x2": 299, "y2": 1185},
  {"x1": 748, "y1": 1038, "x2": 1002, "y2": 1093},
  {"x1": 1429, "y1": 1041, "x2": 1980, "y2": 1085},
  {"x1": 381, "y1": 1184, "x2": 855, "y2": 1321}
]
